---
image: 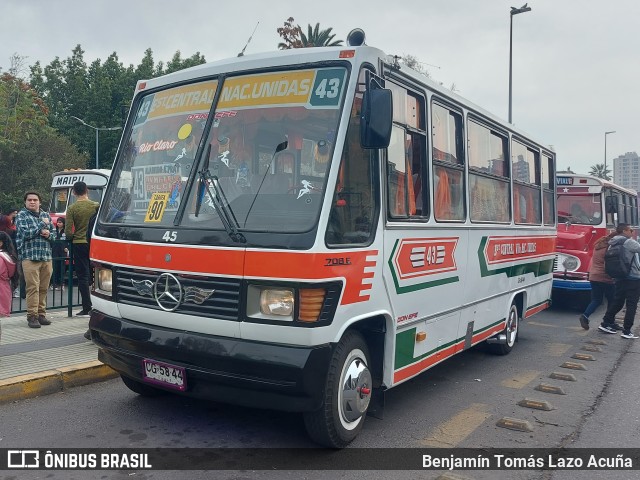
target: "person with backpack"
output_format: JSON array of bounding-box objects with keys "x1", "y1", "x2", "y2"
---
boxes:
[
  {"x1": 579, "y1": 231, "x2": 616, "y2": 330},
  {"x1": 599, "y1": 223, "x2": 640, "y2": 338}
]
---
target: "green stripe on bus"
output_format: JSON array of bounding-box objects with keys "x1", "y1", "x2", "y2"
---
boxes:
[
  {"x1": 477, "y1": 236, "x2": 554, "y2": 279},
  {"x1": 394, "y1": 318, "x2": 504, "y2": 370}
]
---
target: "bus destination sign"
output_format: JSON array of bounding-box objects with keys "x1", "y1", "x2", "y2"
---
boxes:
[{"x1": 556, "y1": 177, "x2": 573, "y2": 186}]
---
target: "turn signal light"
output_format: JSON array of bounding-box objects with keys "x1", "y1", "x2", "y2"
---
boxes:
[{"x1": 298, "y1": 288, "x2": 326, "y2": 323}]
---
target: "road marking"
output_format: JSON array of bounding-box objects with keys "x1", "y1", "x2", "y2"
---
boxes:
[
  {"x1": 547, "y1": 343, "x2": 572, "y2": 357},
  {"x1": 421, "y1": 403, "x2": 491, "y2": 447},
  {"x1": 500, "y1": 370, "x2": 540, "y2": 389}
]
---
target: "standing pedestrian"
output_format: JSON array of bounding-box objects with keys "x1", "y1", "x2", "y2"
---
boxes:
[
  {"x1": 64, "y1": 181, "x2": 98, "y2": 339},
  {"x1": 579, "y1": 232, "x2": 616, "y2": 330},
  {"x1": 0, "y1": 209, "x2": 19, "y2": 297},
  {"x1": 15, "y1": 191, "x2": 53, "y2": 328},
  {"x1": 0, "y1": 231, "x2": 19, "y2": 333},
  {"x1": 51, "y1": 217, "x2": 68, "y2": 290},
  {"x1": 599, "y1": 223, "x2": 640, "y2": 339}
]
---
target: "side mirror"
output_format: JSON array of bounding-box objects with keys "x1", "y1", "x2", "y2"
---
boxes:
[{"x1": 360, "y1": 88, "x2": 392, "y2": 149}]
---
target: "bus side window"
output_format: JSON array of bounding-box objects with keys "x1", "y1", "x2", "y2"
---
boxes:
[{"x1": 432, "y1": 102, "x2": 465, "y2": 222}]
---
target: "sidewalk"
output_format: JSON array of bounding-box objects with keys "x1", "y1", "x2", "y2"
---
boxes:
[{"x1": 0, "y1": 309, "x2": 117, "y2": 404}]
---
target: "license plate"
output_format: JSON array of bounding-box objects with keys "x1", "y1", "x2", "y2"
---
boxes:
[{"x1": 142, "y1": 359, "x2": 186, "y2": 391}]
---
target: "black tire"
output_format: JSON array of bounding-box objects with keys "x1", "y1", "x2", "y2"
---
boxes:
[
  {"x1": 488, "y1": 302, "x2": 519, "y2": 356},
  {"x1": 120, "y1": 374, "x2": 165, "y2": 397},
  {"x1": 304, "y1": 331, "x2": 372, "y2": 448}
]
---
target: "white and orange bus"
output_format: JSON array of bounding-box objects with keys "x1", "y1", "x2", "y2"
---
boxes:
[
  {"x1": 553, "y1": 173, "x2": 638, "y2": 302},
  {"x1": 88, "y1": 29, "x2": 557, "y2": 447},
  {"x1": 49, "y1": 169, "x2": 111, "y2": 224}
]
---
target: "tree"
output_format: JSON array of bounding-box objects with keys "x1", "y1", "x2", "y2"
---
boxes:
[
  {"x1": 277, "y1": 18, "x2": 343, "y2": 49},
  {"x1": 277, "y1": 17, "x2": 303, "y2": 49},
  {"x1": 300, "y1": 23, "x2": 343, "y2": 47},
  {"x1": 588, "y1": 163, "x2": 611, "y2": 180},
  {"x1": 29, "y1": 46, "x2": 206, "y2": 171},
  {"x1": 0, "y1": 62, "x2": 86, "y2": 211}
]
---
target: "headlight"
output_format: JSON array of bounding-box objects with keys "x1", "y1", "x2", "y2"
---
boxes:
[
  {"x1": 260, "y1": 288, "x2": 294, "y2": 316},
  {"x1": 562, "y1": 257, "x2": 579, "y2": 271},
  {"x1": 95, "y1": 267, "x2": 113, "y2": 294}
]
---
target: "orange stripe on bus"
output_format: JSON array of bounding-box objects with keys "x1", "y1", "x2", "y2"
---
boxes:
[
  {"x1": 393, "y1": 322, "x2": 505, "y2": 383},
  {"x1": 91, "y1": 238, "x2": 378, "y2": 305},
  {"x1": 525, "y1": 301, "x2": 549, "y2": 317}
]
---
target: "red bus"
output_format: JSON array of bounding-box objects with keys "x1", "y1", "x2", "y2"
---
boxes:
[{"x1": 553, "y1": 173, "x2": 638, "y2": 303}]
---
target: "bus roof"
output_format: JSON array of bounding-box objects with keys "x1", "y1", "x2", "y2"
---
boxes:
[
  {"x1": 556, "y1": 173, "x2": 638, "y2": 196},
  {"x1": 133, "y1": 40, "x2": 553, "y2": 155}
]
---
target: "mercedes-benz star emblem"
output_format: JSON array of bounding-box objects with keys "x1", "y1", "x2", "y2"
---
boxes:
[{"x1": 153, "y1": 273, "x2": 183, "y2": 312}]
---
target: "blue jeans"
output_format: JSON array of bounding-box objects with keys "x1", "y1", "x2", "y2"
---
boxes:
[{"x1": 583, "y1": 281, "x2": 615, "y2": 318}]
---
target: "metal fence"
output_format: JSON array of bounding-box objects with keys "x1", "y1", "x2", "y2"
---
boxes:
[{"x1": 10, "y1": 249, "x2": 82, "y2": 317}]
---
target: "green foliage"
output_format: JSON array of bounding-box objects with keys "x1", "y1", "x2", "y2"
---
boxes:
[
  {"x1": 589, "y1": 163, "x2": 611, "y2": 180},
  {"x1": 0, "y1": 46, "x2": 206, "y2": 213},
  {"x1": 277, "y1": 18, "x2": 343, "y2": 49}
]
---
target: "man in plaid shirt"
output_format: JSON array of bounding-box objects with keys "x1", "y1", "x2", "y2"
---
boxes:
[{"x1": 15, "y1": 191, "x2": 54, "y2": 328}]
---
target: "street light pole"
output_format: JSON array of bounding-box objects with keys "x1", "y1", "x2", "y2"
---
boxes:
[
  {"x1": 509, "y1": 4, "x2": 532, "y2": 124},
  {"x1": 604, "y1": 130, "x2": 616, "y2": 181},
  {"x1": 71, "y1": 116, "x2": 122, "y2": 169}
]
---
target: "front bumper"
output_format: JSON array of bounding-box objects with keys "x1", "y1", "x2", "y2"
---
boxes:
[
  {"x1": 552, "y1": 278, "x2": 591, "y2": 291},
  {"x1": 89, "y1": 310, "x2": 332, "y2": 412}
]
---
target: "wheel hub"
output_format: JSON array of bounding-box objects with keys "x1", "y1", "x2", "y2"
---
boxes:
[{"x1": 340, "y1": 357, "x2": 372, "y2": 423}]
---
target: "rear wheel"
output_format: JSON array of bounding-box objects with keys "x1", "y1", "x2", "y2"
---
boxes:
[
  {"x1": 488, "y1": 302, "x2": 519, "y2": 355},
  {"x1": 120, "y1": 374, "x2": 166, "y2": 397},
  {"x1": 304, "y1": 331, "x2": 372, "y2": 448}
]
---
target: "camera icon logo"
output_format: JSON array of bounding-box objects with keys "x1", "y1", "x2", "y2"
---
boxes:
[{"x1": 7, "y1": 450, "x2": 40, "y2": 468}]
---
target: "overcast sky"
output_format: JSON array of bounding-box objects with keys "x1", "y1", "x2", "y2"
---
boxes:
[{"x1": 2, "y1": 0, "x2": 638, "y2": 175}]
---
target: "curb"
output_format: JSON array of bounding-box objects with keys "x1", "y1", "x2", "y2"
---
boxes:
[{"x1": 0, "y1": 361, "x2": 118, "y2": 404}]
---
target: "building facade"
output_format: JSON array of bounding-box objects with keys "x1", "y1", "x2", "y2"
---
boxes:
[{"x1": 613, "y1": 152, "x2": 640, "y2": 192}]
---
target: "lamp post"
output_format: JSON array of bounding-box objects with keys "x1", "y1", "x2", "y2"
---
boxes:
[
  {"x1": 71, "y1": 116, "x2": 122, "y2": 169},
  {"x1": 509, "y1": 3, "x2": 532, "y2": 124},
  {"x1": 604, "y1": 130, "x2": 616, "y2": 181}
]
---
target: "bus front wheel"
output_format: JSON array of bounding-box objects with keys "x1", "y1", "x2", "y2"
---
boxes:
[{"x1": 304, "y1": 331, "x2": 372, "y2": 448}]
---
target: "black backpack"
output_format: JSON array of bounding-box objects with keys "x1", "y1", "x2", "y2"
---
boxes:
[{"x1": 604, "y1": 239, "x2": 633, "y2": 279}]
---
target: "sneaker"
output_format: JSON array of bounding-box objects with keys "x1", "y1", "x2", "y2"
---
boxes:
[
  {"x1": 75, "y1": 310, "x2": 91, "y2": 317},
  {"x1": 83, "y1": 329, "x2": 91, "y2": 340},
  {"x1": 37, "y1": 315, "x2": 52, "y2": 326},
  {"x1": 579, "y1": 315, "x2": 590, "y2": 330},
  {"x1": 621, "y1": 331, "x2": 639, "y2": 339},
  {"x1": 598, "y1": 324, "x2": 616, "y2": 334},
  {"x1": 12, "y1": 290, "x2": 19, "y2": 298},
  {"x1": 27, "y1": 315, "x2": 41, "y2": 329},
  {"x1": 610, "y1": 323, "x2": 623, "y2": 331}
]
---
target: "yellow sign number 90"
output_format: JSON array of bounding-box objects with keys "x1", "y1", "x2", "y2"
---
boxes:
[{"x1": 145, "y1": 193, "x2": 169, "y2": 223}]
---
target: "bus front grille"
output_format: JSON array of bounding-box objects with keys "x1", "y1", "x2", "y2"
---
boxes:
[{"x1": 114, "y1": 268, "x2": 241, "y2": 320}]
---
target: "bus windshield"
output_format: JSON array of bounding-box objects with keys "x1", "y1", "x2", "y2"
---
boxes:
[
  {"x1": 557, "y1": 193, "x2": 602, "y2": 225},
  {"x1": 102, "y1": 67, "x2": 348, "y2": 233}
]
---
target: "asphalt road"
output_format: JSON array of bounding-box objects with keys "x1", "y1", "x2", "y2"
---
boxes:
[{"x1": 2, "y1": 301, "x2": 638, "y2": 480}]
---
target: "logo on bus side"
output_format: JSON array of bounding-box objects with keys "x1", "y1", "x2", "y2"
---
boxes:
[{"x1": 392, "y1": 238, "x2": 458, "y2": 280}]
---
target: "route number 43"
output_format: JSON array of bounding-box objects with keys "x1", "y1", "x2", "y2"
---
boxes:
[
  {"x1": 162, "y1": 231, "x2": 177, "y2": 242},
  {"x1": 315, "y1": 78, "x2": 340, "y2": 98}
]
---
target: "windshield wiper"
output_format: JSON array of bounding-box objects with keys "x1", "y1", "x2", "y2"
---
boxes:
[
  {"x1": 195, "y1": 145, "x2": 246, "y2": 243},
  {"x1": 243, "y1": 140, "x2": 289, "y2": 226}
]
